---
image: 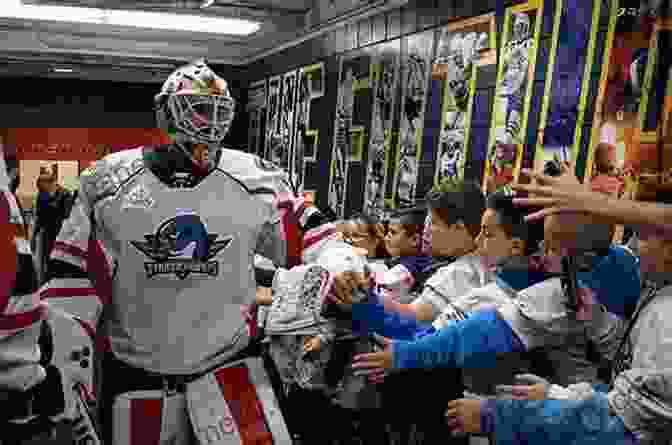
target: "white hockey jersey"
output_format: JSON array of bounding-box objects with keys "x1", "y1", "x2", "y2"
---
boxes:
[{"x1": 46, "y1": 147, "x2": 293, "y2": 375}]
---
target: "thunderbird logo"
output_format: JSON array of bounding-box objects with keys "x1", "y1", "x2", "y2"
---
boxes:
[{"x1": 131, "y1": 211, "x2": 233, "y2": 279}]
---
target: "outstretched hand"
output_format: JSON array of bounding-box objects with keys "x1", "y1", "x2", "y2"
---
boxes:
[
  {"x1": 445, "y1": 399, "x2": 482, "y2": 434},
  {"x1": 351, "y1": 336, "x2": 394, "y2": 377},
  {"x1": 495, "y1": 373, "x2": 550, "y2": 400},
  {"x1": 511, "y1": 165, "x2": 603, "y2": 221},
  {"x1": 329, "y1": 269, "x2": 371, "y2": 308}
]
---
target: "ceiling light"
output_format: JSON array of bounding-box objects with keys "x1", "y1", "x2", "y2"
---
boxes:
[
  {"x1": 201, "y1": 0, "x2": 216, "y2": 9},
  {"x1": 2, "y1": 0, "x2": 260, "y2": 36},
  {"x1": 53, "y1": 67, "x2": 74, "y2": 73}
]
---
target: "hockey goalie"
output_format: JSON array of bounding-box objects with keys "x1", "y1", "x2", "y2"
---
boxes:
[{"x1": 39, "y1": 60, "x2": 299, "y2": 445}]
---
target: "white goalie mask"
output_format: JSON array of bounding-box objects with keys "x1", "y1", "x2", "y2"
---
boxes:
[{"x1": 155, "y1": 59, "x2": 236, "y2": 165}]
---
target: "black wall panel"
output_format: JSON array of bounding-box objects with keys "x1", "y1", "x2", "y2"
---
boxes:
[{"x1": 241, "y1": 0, "x2": 532, "y2": 207}]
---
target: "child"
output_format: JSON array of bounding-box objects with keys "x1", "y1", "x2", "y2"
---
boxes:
[
  {"x1": 263, "y1": 196, "x2": 387, "y2": 444},
  {"x1": 350, "y1": 192, "x2": 541, "y2": 340},
  {"x1": 340, "y1": 212, "x2": 389, "y2": 259},
  {"x1": 377, "y1": 206, "x2": 433, "y2": 304},
  {"x1": 338, "y1": 179, "x2": 487, "y2": 445},
  {"x1": 350, "y1": 215, "x2": 641, "y2": 385},
  {"x1": 445, "y1": 221, "x2": 672, "y2": 445}
]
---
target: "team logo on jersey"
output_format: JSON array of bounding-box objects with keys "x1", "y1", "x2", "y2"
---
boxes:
[{"x1": 130, "y1": 211, "x2": 233, "y2": 279}]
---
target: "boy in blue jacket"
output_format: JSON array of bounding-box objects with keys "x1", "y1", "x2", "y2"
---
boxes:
[
  {"x1": 349, "y1": 213, "x2": 641, "y2": 383},
  {"x1": 350, "y1": 192, "x2": 545, "y2": 342}
]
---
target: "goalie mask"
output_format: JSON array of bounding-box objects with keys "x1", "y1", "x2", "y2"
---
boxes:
[{"x1": 155, "y1": 59, "x2": 236, "y2": 169}]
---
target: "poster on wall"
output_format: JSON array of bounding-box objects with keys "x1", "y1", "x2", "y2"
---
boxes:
[
  {"x1": 328, "y1": 52, "x2": 373, "y2": 218},
  {"x1": 482, "y1": 1, "x2": 544, "y2": 193},
  {"x1": 391, "y1": 30, "x2": 435, "y2": 208},
  {"x1": 363, "y1": 40, "x2": 400, "y2": 218},
  {"x1": 265, "y1": 70, "x2": 299, "y2": 171},
  {"x1": 247, "y1": 79, "x2": 267, "y2": 156},
  {"x1": 264, "y1": 75, "x2": 282, "y2": 162},
  {"x1": 664, "y1": 40, "x2": 672, "y2": 184},
  {"x1": 533, "y1": 0, "x2": 601, "y2": 174},
  {"x1": 432, "y1": 14, "x2": 496, "y2": 186},
  {"x1": 583, "y1": 0, "x2": 660, "y2": 198},
  {"x1": 292, "y1": 62, "x2": 325, "y2": 191}
]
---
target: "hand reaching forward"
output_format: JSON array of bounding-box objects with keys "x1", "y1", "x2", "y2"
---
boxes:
[
  {"x1": 512, "y1": 166, "x2": 602, "y2": 221},
  {"x1": 445, "y1": 399, "x2": 482, "y2": 434},
  {"x1": 351, "y1": 336, "x2": 394, "y2": 379},
  {"x1": 329, "y1": 270, "x2": 371, "y2": 308},
  {"x1": 495, "y1": 373, "x2": 550, "y2": 400}
]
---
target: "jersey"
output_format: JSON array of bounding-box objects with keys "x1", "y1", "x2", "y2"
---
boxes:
[
  {"x1": 45, "y1": 147, "x2": 293, "y2": 375},
  {"x1": 0, "y1": 190, "x2": 45, "y2": 391}
]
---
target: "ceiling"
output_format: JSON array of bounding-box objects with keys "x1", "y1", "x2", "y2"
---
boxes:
[{"x1": 0, "y1": 0, "x2": 408, "y2": 83}]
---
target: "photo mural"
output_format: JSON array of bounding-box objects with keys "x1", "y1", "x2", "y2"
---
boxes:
[
  {"x1": 264, "y1": 75, "x2": 282, "y2": 162},
  {"x1": 278, "y1": 70, "x2": 299, "y2": 172},
  {"x1": 363, "y1": 41, "x2": 401, "y2": 218},
  {"x1": 432, "y1": 14, "x2": 496, "y2": 186},
  {"x1": 392, "y1": 30, "x2": 435, "y2": 207},
  {"x1": 584, "y1": 0, "x2": 660, "y2": 198},
  {"x1": 246, "y1": 79, "x2": 267, "y2": 156},
  {"x1": 248, "y1": 0, "x2": 670, "y2": 222},
  {"x1": 329, "y1": 51, "x2": 374, "y2": 218},
  {"x1": 292, "y1": 62, "x2": 325, "y2": 192},
  {"x1": 533, "y1": 0, "x2": 601, "y2": 173},
  {"x1": 483, "y1": 1, "x2": 544, "y2": 193}
]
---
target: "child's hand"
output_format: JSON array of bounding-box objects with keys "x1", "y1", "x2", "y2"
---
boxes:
[
  {"x1": 351, "y1": 337, "x2": 394, "y2": 376},
  {"x1": 446, "y1": 399, "x2": 482, "y2": 434},
  {"x1": 302, "y1": 336, "x2": 323, "y2": 355},
  {"x1": 495, "y1": 374, "x2": 550, "y2": 400}
]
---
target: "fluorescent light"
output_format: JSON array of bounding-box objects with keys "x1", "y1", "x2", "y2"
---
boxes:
[
  {"x1": 53, "y1": 67, "x2": 74, "y2": 72},
  {"x1": 1, "y1": 0, "x2": 260, "y2": 36}
]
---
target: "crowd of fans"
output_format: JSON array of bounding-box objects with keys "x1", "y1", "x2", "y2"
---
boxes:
[
  {"x1": 238, "y1": 161, "x2": 670, "y2": 445},
  {"x1": 3, "y1": 152, "x2": 672, "y2": 445}
]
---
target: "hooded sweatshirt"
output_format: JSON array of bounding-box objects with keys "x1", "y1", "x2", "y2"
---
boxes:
[
  {"x1": 479, "y1": 280, "x2": 672, "y2": 445},
  {"x1": 388, "y1": 247, "x2": 640, "y2": 387}
]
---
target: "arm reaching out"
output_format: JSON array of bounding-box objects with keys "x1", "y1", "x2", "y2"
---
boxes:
[{"x1": 512, "y1": 168, "x2": 672, "y2": 227}]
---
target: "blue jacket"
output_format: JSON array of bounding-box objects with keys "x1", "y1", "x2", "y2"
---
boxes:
[{"x1": 353, "y1": 247, "x2": 640, "y2": 372}]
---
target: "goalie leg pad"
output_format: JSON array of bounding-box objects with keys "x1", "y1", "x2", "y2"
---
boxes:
[{"x1": 187, "y1": 357, "x2": 291, "y2": 445}]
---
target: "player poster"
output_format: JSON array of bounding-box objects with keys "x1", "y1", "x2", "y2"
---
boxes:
[
  {"x1": 391, "y1": 30, "x2": 435, "y2": 208},
  {"x1": 246, "y1": 79, "x2": 266, "y2": 156},
  {"x1": 292, "y1": 63, "x2": 325, "y2": 191},
  {"x1": 363, "y1": 40, "x2": 400, "y2": 218},
  {"x1": 483, "y1": 1, "x2": 544, "y2": 193},
  {"x1": 584, "y1": 1, "x2": 660, "y2": 198},
  {"x1": 329, "y1": 52, "x2": 373, "y2": 218},
  {"x1": 432, "y1": 14, "x2": 496, "y2": 186},
  {"x1": 272, "y1": 70, "x2": 298, "y2": 172},
  {"x1": 534, "y1": 0, "x2": 601, "y2": 173},
  {"x1": 264, "y1": 76, "x2": 281, "y2": 162}
]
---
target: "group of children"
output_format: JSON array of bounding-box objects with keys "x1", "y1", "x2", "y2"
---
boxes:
[{"x1": 253, "y1": 176, "x2": 672, "y2": 445}]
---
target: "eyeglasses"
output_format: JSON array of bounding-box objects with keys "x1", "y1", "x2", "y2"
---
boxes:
[{"x1": 342, "y1": 233, "x2": 370, "y2": 245}]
